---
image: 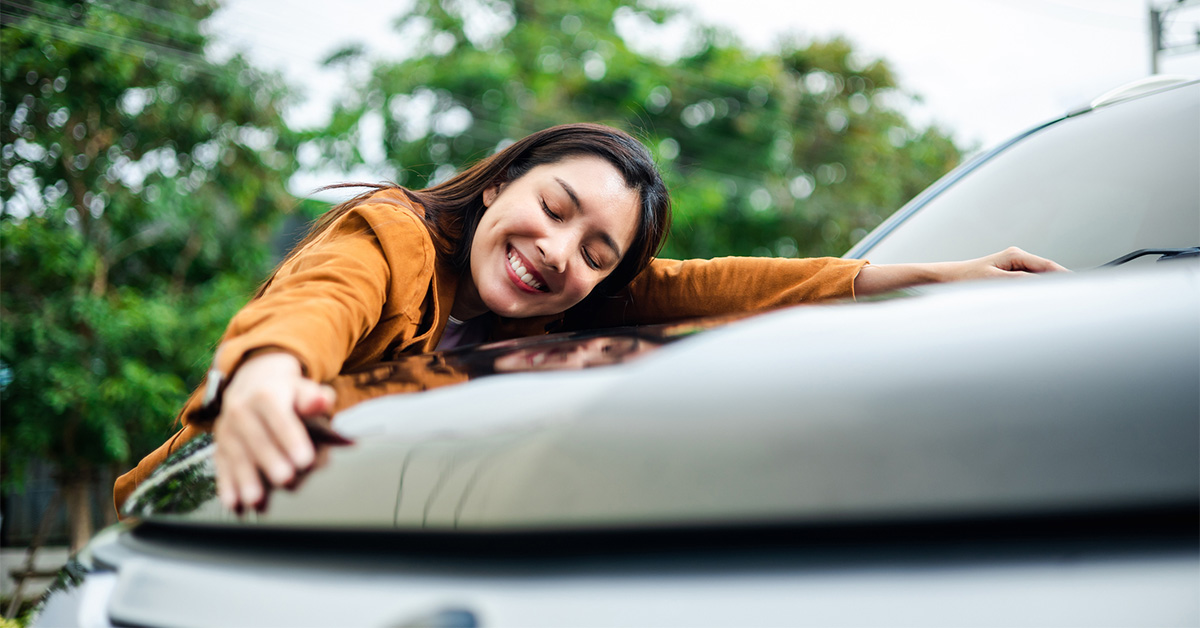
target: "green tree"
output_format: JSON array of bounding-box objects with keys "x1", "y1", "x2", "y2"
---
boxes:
[
  {"x1": 1, "y1": 0, "x2": 297, "y2": 547},
  {"x1": 306, "y1": 0, "x2": 961, "y2": 260}
]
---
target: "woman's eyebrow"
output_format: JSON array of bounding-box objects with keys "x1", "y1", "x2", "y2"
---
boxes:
[
  {"x1": 555, "y1": 176, "x2": 622, "y2": 259},
  {"x1": 555, "y1": 176, "x2": 582, "y2": 211}
]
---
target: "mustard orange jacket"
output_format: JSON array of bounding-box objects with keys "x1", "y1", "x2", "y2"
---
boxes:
[{"x1": 113, "y1": 189, "x2": 867, "y2": 510}]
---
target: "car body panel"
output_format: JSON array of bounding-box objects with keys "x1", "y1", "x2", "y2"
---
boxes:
[{"x1": 96, "y1": 540, "x2": 1198, "y2": 628}]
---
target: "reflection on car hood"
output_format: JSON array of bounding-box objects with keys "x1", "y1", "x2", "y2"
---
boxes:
[
  {"x1": 130, "y1": 263, "x2": 1200, "y2": 532},
  {"x1": 323, "y1": 315, "x2": 739, "y2": 416}
]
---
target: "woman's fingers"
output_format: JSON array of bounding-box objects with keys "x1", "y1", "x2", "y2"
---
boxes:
[
  {"x1": 989, "y1": 246, "x2": 1070, "y2": 274},
  {"x1": 284, "y1": 443, "x2": 335, "y2": 492},
  {"x1": 241, "y1": 354, "x2": 316, "y2": 470},
  {"x1": 232, "y1": 401, "x2": 300, "y2": 485},
  {"x1": 214, "y1": 433, "x2": 263, "y2": 510},
  {"x1": 951, "y1": 247, "x2": 1070, "y2": 281},
  {"x1": 1013, "y1": 251, "x2": 1068, "y2": 273},
  {"x1": 294, "y1": 380, "x2": 336, "y2": 419},
  {"x1": 213, "y1": 444, "x2": 239, "y2": 511},
  {"x1": 254, "y1": 388, "x2": 315, "y2": 470},
  {"x1": 211, "y1": 351, "x2": 321, "y2": 512}
]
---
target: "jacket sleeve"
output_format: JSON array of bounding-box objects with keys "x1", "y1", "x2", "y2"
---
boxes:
[
  {"x1": 188, "y1": 202, "x2": 437, "y2": 423},
  {"x1": 593, "y1": 256, "x2": 869, "y2": 326}
]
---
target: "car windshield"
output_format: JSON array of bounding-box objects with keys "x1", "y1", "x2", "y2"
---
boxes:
[{"x1": 853, "y1": 81, "x2": 1199, "y2": 269}]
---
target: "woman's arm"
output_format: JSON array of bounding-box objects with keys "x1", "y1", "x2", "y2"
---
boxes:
[
  {"x1": 853, "y1": 247, "x2": 1068, "y2": 297},
  {"x1": 592, "y1": 256, "x2": 869, "y2": 326},
  {"x1": 586, "y1": 247, "x2": 1067, "y2": 329},
  {"x1": 201, "y1": 203, "x2": 436, "y2": 512}
]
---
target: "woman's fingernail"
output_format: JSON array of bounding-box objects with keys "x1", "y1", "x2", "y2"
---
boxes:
[{"x1": 273, "y1": 464, "x2": 294, "y2": 485}]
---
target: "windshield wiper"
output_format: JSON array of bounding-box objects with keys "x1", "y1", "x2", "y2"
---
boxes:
[{"x1": 1101, "y1": 247, "x2": 1200, "y2": 267}]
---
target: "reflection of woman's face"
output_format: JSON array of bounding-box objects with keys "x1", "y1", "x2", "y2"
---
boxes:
[{"x1": 492, "y1": 336, "x2": 660, "y2": 372}]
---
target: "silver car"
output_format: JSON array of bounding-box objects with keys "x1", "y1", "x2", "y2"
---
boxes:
[{"x1": 36, "y1": 78, "x2": 1199, "y2": 628}]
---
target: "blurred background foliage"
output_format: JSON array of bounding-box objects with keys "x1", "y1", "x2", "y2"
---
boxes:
[
  {"x1": 309, "y1": 0, "x2": 961, "y2": 258},
  {"x1": 1, "y1": 0, "x2": 961, "y2": 541},
  {"x1": 1, "y1": 0, "x2": 297, "y2": 547}
]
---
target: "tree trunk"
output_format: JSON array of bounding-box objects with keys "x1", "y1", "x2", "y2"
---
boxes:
[
  {"x1": 62, "y1": 474, "x2": 94, "y2": 553},
  {"x1": 4, "y1": 491, "x2": 60, "y2": 619},
  {"x1": 170, "y1": 230, "x2": 203, "y2": 295}
]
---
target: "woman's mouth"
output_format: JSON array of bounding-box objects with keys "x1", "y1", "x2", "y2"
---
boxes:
[{"x1": 507, "y1": 247, "x2": 547, "y2": 292}]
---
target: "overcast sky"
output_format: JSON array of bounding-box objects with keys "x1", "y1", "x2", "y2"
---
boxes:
[{"x1": 208, "y1": 0, "x2": 1199, "y2": 154}]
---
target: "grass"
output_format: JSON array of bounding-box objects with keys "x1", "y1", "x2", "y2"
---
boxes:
[{"x1": 0, "y1": 598, "x2": 37, "y2": 628}]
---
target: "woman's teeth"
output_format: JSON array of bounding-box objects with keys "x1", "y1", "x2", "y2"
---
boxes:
[{"x1": 508, "y1": 251, "x2": 545, "y2": 290}]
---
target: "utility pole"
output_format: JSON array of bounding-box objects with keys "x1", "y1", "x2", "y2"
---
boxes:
[
  {"x1": 1150, "y1": 5, "x2": 1161, "y2": 73},
  {"x1": 1149, "y1": 0, "x2": 1200, "y2": 75}
]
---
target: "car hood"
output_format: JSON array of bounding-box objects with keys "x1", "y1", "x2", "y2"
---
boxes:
[{"x1": 126, "y1": 262, "x2": 1200, "y2": 532}]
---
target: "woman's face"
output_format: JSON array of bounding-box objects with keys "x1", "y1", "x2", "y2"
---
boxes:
[{"x1": 462, "y1": 155, "x2": 641, "y2": 319}]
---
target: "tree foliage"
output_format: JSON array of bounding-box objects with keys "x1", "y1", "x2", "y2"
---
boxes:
[
  {"x1": 305, "y1": 0, "x2": 962, "y2": 259},
  {"x1": 0, "y1": 0, "x2": 297, "y2": 541}
]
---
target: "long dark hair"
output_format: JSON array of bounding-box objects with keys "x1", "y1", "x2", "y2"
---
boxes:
[{"x1": 277, "y1": 123, "x2": 671, "y2": 308}]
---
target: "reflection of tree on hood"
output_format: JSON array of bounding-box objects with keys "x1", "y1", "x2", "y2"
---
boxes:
[{"x1": 122, "y1": 434, "x2": 217, "y2": 518}]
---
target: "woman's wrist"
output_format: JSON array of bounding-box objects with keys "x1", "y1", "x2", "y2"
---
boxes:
[
  {"x1": 854, "y1": 263, "x2": 949, "y2": 296},
  {"x1": 233, "y1": 350, "x2": 304, "y2": 384}
]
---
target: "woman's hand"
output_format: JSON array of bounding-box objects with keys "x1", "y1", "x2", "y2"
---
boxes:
[
  {"x1": 942, "y1": 247, "x2": 1069, "y2": 281},
  {"x1": 854, "y1": 247, "x2": 1069, "y2": 296},
  {"x1": 212, "y1": 351, "x2": 337, "y2": 512}
]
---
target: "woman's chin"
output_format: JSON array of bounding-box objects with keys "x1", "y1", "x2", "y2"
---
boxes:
[
  {"x1": 483, "y1": 294, "x2": 570, "y2": 319},
  {"x1": 478, "y1": 277, "x2": 587, "y2": 319},
  {"x1": 481, "y1": 293, "x2": 541, "y2": 319}
]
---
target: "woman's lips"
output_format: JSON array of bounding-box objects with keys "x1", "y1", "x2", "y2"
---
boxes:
[{"x1": 506, "y1": 246, "x2": 548, "y2": 292}]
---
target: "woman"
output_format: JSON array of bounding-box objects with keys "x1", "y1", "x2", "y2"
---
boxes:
[{"x1": 113, "y1": 123, "x2": 1065, "y2": 513}]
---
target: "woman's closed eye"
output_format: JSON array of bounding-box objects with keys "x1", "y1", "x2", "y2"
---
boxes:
[
  {"x1": 539, "y1": 196, "x2": 610, "y2": 270},
  {"x1": 582, "y1": 248, "x2": 601, "y2": 270}
]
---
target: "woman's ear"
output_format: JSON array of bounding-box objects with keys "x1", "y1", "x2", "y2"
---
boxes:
[{"x1": 482, "y1": 183, "x2": 502, "y2": 208}]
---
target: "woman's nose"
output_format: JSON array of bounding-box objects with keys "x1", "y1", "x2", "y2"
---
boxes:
[{"x1": 537, "y1": 234, "x2": 571, "y2": 273}]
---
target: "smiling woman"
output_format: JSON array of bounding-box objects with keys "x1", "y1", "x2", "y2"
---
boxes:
[{"x1": 112, "y1": 123, "x2": 1066, "y2": 514}]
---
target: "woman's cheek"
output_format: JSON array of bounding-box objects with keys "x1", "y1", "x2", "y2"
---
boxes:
[{"x1": 567, "y1": 275, "x2": 602, "y2": 303}]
